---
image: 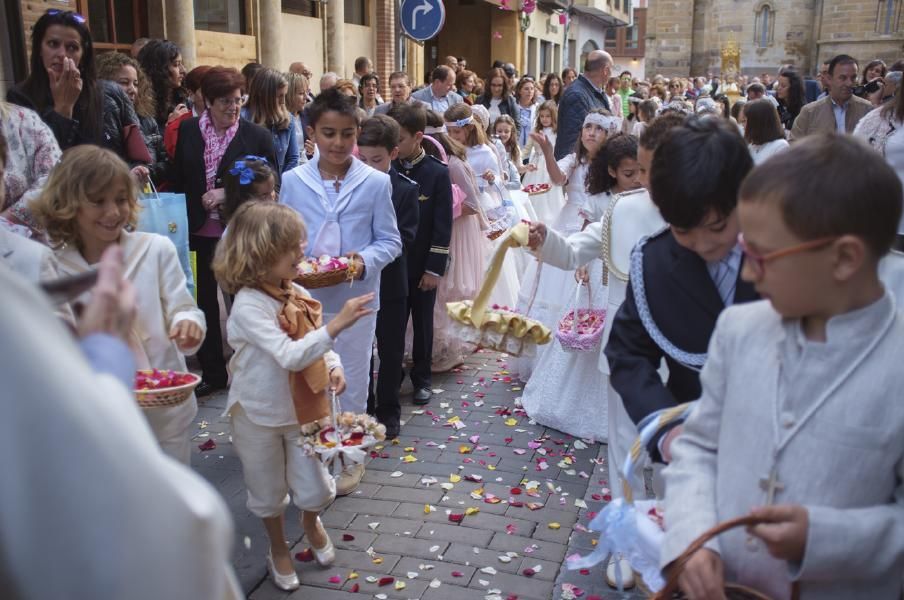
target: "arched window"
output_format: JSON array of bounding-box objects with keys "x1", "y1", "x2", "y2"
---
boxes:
[
  {"x1": 754, "y1": 3, "x2": 774, "y2": 48},
  {"x1": 877, "y1": 0, "x2": 901, "y2": 34}
]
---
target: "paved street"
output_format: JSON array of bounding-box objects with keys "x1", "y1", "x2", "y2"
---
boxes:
[{"x1": 191, "y1": 349, "x2": 646, "y2": 600}]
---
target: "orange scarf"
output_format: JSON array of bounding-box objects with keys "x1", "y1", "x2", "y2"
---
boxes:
[{"x1": 259, "y1": 280, "x2": 331, "y2": 425}]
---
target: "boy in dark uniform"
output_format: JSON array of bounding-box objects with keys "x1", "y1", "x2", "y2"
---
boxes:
[
  {"x1": 604, "y1": 117, "x2": 759, "y2": 463},
  {"x1": 358, "y1": 116, "x2": 419, "y2": 439},
  {"x1": 389, "y1": 104, "x2": 453, "y2": 405}
]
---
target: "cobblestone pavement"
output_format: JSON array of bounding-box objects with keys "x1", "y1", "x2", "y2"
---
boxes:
[{"x1": 191, "y1": 349, "x2": 646, "y2": 600}]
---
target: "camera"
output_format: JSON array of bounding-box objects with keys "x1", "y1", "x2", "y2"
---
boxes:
[{"x1": 853, "y1": 79, "x2": 882, "y2": 96}]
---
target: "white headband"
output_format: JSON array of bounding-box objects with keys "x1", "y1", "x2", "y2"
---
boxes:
[
  {"x1": 424, "y1": 125, "x2": 447, "y2": 134},
  {"x1": 445, "y1": 116, "x2": 474, "y2": 128},
  {"x1": 583, "y1": 112, "x2": 620, "y2": 132}
]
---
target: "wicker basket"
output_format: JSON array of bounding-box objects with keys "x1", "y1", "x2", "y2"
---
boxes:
[
  {"x1": 296, "y1": 267, "x2": 351, "y2": 289},
  {"x1": 523, "y1": 184, "x2": 550, "y2": 196},
  {"x1": 135, "y1": 370, "x2": 200, "y2": 409},
  {"x1": 556, "y1": 283, "x2": 606, "y2": 352}
]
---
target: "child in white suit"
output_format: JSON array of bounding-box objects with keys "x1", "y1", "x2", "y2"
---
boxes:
[
  {"x1": 662, "y1": 135, "x2": 904, "y2": 599},
  {"x1": 35, "y1": 146, "x2": 205, "y2": 465},
  {"x1": 213, "y1": 202, "x2": 375, "y2": 592}
]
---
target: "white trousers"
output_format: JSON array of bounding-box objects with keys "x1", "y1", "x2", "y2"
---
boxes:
[
  {"x1": 230, "y1": 405, "x2": 336, "y2": 518},
  {"x1": 606, "y1": 382, "x2": 648, "y2": 502},
  {"x1": 325, "y1": 311, "x2": 377, "y2": 414},
  {"x1": 143, "y1": 396, "x2": 197, "y2": 465}
]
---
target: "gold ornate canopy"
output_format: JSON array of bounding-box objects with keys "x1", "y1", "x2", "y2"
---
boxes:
[{"x1": 720, "y1": 37, "x2": 742, "y2": 104}]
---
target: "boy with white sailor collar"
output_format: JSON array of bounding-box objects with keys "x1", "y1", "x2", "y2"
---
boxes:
[{"x1": 603, "y1": 116, "x2": 760, "y2": 465}]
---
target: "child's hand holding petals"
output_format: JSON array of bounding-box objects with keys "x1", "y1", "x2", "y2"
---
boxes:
[
  {"x1": 170, "y1": 320, "x2": 203, "y2": 351},
  {"x1": 747, "y1": 505, "x2": 809, "y2": 563},
  {"x1": 329, "y1": 367, "x2": 347, "y2": 395}
]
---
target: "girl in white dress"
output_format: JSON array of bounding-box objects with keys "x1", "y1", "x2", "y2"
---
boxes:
[
  {"x1": 35, "y1": 146, "x2": 206, "y2": 465},
  {"x1": 522, "y1": 101, "x2": 564, "y2": 224},
  {"x1": 445, "y1": 103, "x2": 522, "y2": 309},
  {"x1": 511, "y1": 110, "x2": 614, "y2": 379}
]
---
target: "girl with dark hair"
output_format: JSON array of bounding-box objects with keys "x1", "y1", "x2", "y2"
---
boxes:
[
  {"x1": 861, "y1": 59, "x2": 888, "y2": 106},
  {"x1": 220, "y1": 156, "x2": 277, "y2": 224},
  {"x1": 775, "y1": 67, "x2": 805, "y2": 131},
  {"x1": 137, "y1": 39, "x2": 188, "y2": 129},
  {"x1": 359, "y1": 73, "x2": 381, "y2": 117},
  {"x1": 241, "y1": 67, "x2": 298, "y2": 173},
  {"x1": 743, "y1": 99, "x2": 789, "y2": 164},
  {"x1": 543, "y1": 72, "x2": 564, "y2": 104},
  {"x1": 476, "y1": 68, "x2": 519, "y2": 130},
  {"x1": 561, "y1": 67, "x2": 578, "y2": 88},
  {"x1": 7, "y1": 9, "x2": 140, "y2": 154}
]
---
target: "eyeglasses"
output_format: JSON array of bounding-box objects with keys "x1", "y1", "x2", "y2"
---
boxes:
[
  {"x1": 737, "y1": 232, "x2": 838, "y2": 276},
  {"x1": 47, "y1": 9, "x2": 86, "y2": 24},
  {"x1": 215, "y1": 96, "x2": 245, "y2": 107}
]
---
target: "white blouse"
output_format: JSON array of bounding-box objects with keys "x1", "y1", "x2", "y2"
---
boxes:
[
  {"x1": 226, "y1": 285, "x2": 342, "y2": 427},
  {"x1": 749, "y1": 138, "x2": 790, "y2": 165}
]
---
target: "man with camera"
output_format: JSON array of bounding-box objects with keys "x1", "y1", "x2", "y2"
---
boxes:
[{"x1": 790, "y1": 54, "x2": 874, "y2": 140}]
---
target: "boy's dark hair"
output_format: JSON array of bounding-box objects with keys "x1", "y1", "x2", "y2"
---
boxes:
[
  {"x1": 221, "y1": 156, "x2": 276, "y2": 224},
  {"x1": 389, "y1": 102, "x2": 427, "y2": 135},
  {"x1": 746, "y1": 82, "x2": 766, "y2": 96},
  {"x1": 828, "y1": 54, "x2": 858, "y2": 76},
  {"x1": 740, "y1": 135, "x2": 901, "y2": 257},
  {"x1": 587, "y1": 133, "x2": 638, "y2": 195},
  {"x1": 743, "y1": 99, "x2": 785, "y2": 145},
  {"x1": 650, "y1": 116, "x2": 753, "y2": 229},
  {"x1": 307, "y1": 87, "x2": 361, "y2": 127},
  {"x1": 358, "y1": 115, "x2": 401, "y2": 152},
  {"x1": 639, "y1": 112, "x2": 686, "y2": 151}
]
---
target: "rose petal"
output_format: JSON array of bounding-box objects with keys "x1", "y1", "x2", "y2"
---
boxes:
[
  {"x1": 328, "y1": 575, "x2": 343, "y2": 584},
  {"x1": 523, "y1": 568, "x2": 536, "y2": 577},
  {"x1": 378, "y1": 576, "x2": 395, "y2": 586},
  {"x1": 342, "y1": 533, "x2": 355, "y2": 541},
  {"x1": 294, "y1": 548, "x2": 314, "y2": 562},
  {"x1": 198, "y1": 439, "x2": 216, "y2": 451}
]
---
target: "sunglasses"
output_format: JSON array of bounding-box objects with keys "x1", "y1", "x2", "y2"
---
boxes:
[{"x1": 47, "y1": 9, "x2": 87, "y2": 24}]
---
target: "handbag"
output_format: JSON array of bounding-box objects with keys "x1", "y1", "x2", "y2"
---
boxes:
[
  {"x1": 136, "y1": 181, "x2": 196, "y2": 296},
  {"x1": 123, "y1": 123, "x2": 153, "y2": 164},
  {"x1": 556, "y1": 282, "x2": 606, "y2": 352}
]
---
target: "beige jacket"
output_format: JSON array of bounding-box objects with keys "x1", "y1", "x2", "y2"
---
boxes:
[{"x1": 789, "y1": 94, "x2": 873, "y2": 140}]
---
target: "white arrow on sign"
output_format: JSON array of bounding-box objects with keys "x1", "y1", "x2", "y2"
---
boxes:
[{"x1": 411, "y1": 0, "x2": 434, "y2": 29}]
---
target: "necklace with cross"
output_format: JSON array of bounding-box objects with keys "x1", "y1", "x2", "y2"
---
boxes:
[{"x1": 759, "y1": 465, "x2": 785, "y2": 506}]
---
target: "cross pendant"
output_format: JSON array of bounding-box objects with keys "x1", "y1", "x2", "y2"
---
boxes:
[
  {"x1": 332, "y1": 177, "x2": 341, "y2": 193},
  {"x1": 759, "y1": 466, "x2": 785, "y2": 505}
]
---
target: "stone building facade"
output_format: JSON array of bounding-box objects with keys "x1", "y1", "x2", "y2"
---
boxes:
[{"x1": 645, "y1": 0, "x2": 904, "y2": 78}]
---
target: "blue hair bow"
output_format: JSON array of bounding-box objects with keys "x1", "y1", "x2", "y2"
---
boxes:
[{"x1": 229, "y1": 155, "x2": 269, "y2": 185}]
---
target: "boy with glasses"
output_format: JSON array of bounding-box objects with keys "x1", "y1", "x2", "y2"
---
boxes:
[{"x1": 662, "y1": 133, "x2": 904, "y2": 600}]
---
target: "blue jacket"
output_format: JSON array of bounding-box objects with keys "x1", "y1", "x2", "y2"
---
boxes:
[
  {"x1": 554, "y1": 74, "x2": 611, "y2": 160},
  {"x1": 241, "y1": 108, "x2": 299, "y2": 174}
]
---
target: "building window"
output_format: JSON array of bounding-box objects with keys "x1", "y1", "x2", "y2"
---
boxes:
[
  {"x1": 754, "y1": 3, "x2": 774, "y2": 48},
  {"x1": 877, "y1": 0, "x2": 901, "y2": 34},
  {"x1": 194, "y1": 0, "x2": 247, "y2": 34},
  {"x1": 345, "y1": 0, "x2": 368, "y2": 26},
  {"x1": 283, "y1": 0, "x2": 320, "y2": 18},
  {"x1": 79, "y1": 0, "x2": 146, "y2": 50},
  {"x1": 604, "y1": 28, "x2": 617, "y2": 50},
  {"x1": 625, "y1": 25, "x2": 638, "y2": 49}
]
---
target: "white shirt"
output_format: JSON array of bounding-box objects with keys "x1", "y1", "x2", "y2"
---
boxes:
[
  {"x1": 226, "y1": 285, "x2": 341, "y2": 427},
  {"x1": 748, "y1": 138, "x2": 790, "y2": 165}
]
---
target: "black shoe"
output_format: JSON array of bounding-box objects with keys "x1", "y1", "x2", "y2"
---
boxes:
[
  {"x1": 412, "y1": 388, "x2": 432, "y2": 405},
  {"x1": 196, "y1": 380, "x2": 226, "y2": 398},
  {"x1": 384, "y1": 424, "x2": 400, "y2": 439}
]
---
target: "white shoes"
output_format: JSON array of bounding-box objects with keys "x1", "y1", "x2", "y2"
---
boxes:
[
  {"x1": 605, "y1": 553, "x2": 635, "y2": 590},
  {"x1": 335, "y1": 463, "x2": 365, "y2": 496},
  {"x1": 311, "y1": 517, "x2": 335, "y2": 567},
  {"x1": 266, "y1": 551, "x2": 300, "y2": 591}
]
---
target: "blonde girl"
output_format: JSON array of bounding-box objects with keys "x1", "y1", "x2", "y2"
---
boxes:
[
  {"x1": 522, "y1": 100, "x2": 562, "y2": 224},
  {"x1": 492, "y1": 115, "x2": 523, "y2": 178},
  {"x1": 34, "y1": 145, "x2": 205, "y2": 464},
  {"x1": 213, "y1": 201, "x2": 374, "y2": 591}
]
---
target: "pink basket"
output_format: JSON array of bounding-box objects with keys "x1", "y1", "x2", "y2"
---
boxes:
[{"x1": 556, "y1": 284, "x2": 606, "y2": 352}]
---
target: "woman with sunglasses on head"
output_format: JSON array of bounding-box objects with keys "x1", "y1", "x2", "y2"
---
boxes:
[
  {"x1": 7, "y1": 9, "x2": 143, "y2": 156},
  {"x1": 169, "y1": 66, "x2": 277, "y2": 397}
]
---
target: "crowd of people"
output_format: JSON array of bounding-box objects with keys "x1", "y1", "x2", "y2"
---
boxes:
[{"x1": 2, "y1": 7, "x2": 904, "y2": 599}]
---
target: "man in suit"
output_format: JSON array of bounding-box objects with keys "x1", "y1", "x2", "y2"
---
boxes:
[
  {"x1": 605, "y1": 117, "x2": 759, "y2": 463},
  {"x1": 410, "y1": 65, "x2": 463, "y2": 115},
  {"x1": 554, "y1": 50, "x2": 613, "y2": 159},
  {"x1": 375, "y1": 72, "x2": 429, "y2": 116},
  {"x1": 790, "y1": 54, "x2": 873, "y2": 140},
  {"x1": 391, "y1": 103, "x2": 453, "y2": 405},
  {"x1": 359, "y1": 116, "x2": 419, "y2": 439}
]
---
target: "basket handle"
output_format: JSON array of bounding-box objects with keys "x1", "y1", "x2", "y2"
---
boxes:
[
  {"x1": 653, "y1": 516, "x2": 801, "y2": 600},
  {"x1": 471, "y1": 222, "x2": 531, "y2": 327},
  {"x1": 568, "y1": 281, "x2": 592, "y2": 334}
]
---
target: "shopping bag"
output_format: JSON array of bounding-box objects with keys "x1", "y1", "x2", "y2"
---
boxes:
[{"x1": 137, "y1": 181, "x2": 195, "y2": 296}]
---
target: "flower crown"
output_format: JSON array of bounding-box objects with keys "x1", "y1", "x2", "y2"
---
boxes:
[{"x1": 229, "y1": 155, "x2": 270, "y2": 185}]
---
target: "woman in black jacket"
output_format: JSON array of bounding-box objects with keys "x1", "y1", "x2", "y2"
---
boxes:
[
  {"x1": 169, "y1": 66, "x2": 276, "y2": 396},
  {"x1": 6, "y1": 9, "x2": 140, "y2": 153},
  {"x1": 475, "y1": 67, "x2": 519, "y2": 134}
]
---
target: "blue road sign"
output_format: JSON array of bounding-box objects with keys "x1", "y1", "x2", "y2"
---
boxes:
[{"x1": 399, "y1": 0, "x2": 446, "y2": 42}]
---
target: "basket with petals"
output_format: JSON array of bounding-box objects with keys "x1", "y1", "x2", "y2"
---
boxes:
[
  {"x1": 556, "y1": 284, "x2": 606, "y2": 352},
  {"x1": 447, "y1": 223, "x2": 551, "y2": 357},
  {"x1": 522, "y1": 183, "x2": 551, "y2": 196},
  {"x1": 299, "y1": 391, "x2": 386, "y2": 473},
  {"x1": 295, "y1": 254, "x2": 361, "y2": 289},
  {"x1": 134, "y1": 369, "x2": 200, "y2": 408}
]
